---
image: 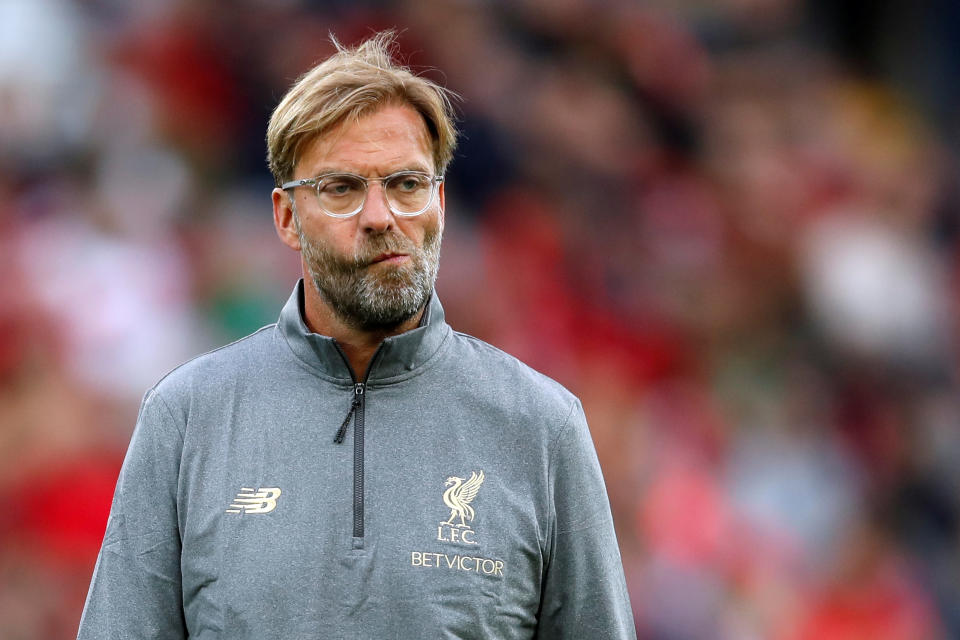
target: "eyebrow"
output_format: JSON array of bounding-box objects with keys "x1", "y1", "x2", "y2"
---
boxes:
[{"x1": 305, "y1": 165, "x2": 433, "y2": 177}]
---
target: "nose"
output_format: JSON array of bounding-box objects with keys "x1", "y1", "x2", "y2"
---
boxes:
[{"x1": 356, "y1": 181, "x2": 393, "y2": 234}]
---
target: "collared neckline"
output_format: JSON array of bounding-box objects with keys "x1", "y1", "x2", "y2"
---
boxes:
[{"x1": 277, "y1": 279, "x2": 450, "y2": 384}]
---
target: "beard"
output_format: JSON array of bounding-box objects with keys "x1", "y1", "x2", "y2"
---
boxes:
[{"x1": 294, "y1": 210, "x2": 442, "y2": 332}]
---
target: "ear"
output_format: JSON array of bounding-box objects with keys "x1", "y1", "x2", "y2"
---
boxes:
[
  {"x1": 437, "y1": 180, "x2": 445, "y2": 226},
  {"x1": 273, "y1": 188, "x2": 301, "y2": 251}
]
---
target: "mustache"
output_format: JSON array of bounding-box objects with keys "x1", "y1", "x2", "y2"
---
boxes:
[{"x1": 350, "y1": 232, "x2": 417, "y2": 266}]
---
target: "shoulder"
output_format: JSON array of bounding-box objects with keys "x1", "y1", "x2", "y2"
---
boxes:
[
  {"x1": 147, "y1": 323, "x2": 279, "y2": 405},
  {"x1": 448, "y1": 331, "x2": 575, "y2": 399},
  {"x1": 443, "y1": 330, "x2": 579, "y2": 427}
]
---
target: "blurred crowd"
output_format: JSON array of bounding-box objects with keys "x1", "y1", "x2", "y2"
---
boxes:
[{"x1": 3, "y1": 0, "x2": 960, "y2": 637}]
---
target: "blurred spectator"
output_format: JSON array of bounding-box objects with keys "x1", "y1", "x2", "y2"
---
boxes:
[{"x1": 2, "y1": 0, "x2": 960, "y2": 637}]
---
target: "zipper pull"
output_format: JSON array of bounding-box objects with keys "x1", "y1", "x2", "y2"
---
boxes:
[{"x1": 334, "y1": 383, "x2": 365, "y2": 444}]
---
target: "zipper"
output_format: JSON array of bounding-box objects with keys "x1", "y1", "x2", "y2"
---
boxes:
[
  {"x1": 333, "y1": 382, "x2": 367, "y2": 539},
  {"x1": 352, "y1": 383, "x2": 366, "y2": 538},
  {"x1": 334, "y1": 384, "x2": 364, "y2": 444},
  {"x1": 331, "y1": 344, "x2": 383, "y2": 542}
]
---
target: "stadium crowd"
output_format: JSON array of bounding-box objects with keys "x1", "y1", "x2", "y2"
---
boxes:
[{"x1": 2, "y1": 0, "x2": 960, "y2": 637}]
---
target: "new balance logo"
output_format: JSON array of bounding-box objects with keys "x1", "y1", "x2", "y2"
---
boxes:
[{"x1": 225, "y1": 487, "x2": 281, "y2": 514}]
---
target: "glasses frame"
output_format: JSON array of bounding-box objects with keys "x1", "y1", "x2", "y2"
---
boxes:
[{"x1": 281, "y1": 170, "x2": 444, "y2": 219}]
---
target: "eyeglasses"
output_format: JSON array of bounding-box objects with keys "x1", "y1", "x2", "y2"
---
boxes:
[{"x1": 281, "y1": 170, "x2": 443, "y2": 218}]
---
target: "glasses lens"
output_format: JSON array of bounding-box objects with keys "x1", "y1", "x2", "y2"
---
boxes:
[
  {"x1": 385, "y1": 172, "x2": 433, "y2": 214},
  {"x1": 317, "y1": 174, "x2": 366, "y2": 216}
]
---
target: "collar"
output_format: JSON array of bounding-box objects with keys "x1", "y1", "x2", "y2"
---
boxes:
[{"x1": 277, "y1": 279, "x2": 450, "y2": 384}]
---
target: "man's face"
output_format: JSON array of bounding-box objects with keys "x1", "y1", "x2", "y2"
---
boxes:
[{"x1": 282, "y1": 104, "x2": 444, "y2": 331}]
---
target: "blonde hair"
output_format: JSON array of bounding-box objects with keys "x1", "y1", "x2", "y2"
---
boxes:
[{"x1": 266, "y1": 31, "x2": 458, "y2": 187}]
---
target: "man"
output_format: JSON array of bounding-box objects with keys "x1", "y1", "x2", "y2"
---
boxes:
[{"x1": 78, "y1": 32, "x2": 635, "y2": 639}]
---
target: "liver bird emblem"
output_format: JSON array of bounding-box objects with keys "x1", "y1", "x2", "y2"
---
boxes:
[{"x1": 442, "y1": 470, "x2": 485, "y2": 527}]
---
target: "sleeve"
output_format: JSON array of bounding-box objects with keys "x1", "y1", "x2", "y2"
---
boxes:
[
  {"x1": 535, "y1": 400, "x2": 637, "y2": 640},
  {"x1": 77, "y1": 388, "x2": 188, "y2": 640}
]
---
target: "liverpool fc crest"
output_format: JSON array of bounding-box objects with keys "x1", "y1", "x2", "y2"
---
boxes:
[{"x1": 437, "y1": 470, "x2": 484, "y2": 545}]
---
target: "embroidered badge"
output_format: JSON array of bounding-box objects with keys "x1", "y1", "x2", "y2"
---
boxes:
[
  {"x1": 437, "y1": 470, "x2": 484, "y2": 545},
  {"x1": 225, "y1": 487, "x2": 282, "y2": 514}
]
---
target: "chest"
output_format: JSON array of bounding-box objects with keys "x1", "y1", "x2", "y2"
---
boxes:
[{"x1": 177, "y1": 383, "x2": 550, "y2": 637}]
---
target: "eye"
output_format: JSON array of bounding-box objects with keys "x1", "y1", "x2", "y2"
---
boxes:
[
  {"x1": 319, "y1": 176, "x2": 363, "y2": 197},
  {"x1": 390, "y1": 172, "x2": 429, "y2": 193}
]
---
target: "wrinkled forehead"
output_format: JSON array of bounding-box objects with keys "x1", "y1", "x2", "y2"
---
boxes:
[{"x1": 296, "y1": 102, "x2": 435, "y2": 175}]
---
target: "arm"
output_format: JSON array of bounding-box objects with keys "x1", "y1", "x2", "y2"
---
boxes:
[
  {"x1": 536, "y1": 401, "x2": 636, "y2": 639},
  {"x1": 77, "y1": 389, "x2": 187, "y2": 639}
]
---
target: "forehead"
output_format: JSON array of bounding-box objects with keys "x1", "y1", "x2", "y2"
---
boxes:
[{"x1": 298, "y1": 103, "x2": 433, "y2": 175}]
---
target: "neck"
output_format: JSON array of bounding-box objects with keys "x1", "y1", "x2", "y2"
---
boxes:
[{"x1": 301, "y1": 280, "x2": 425, "y2": 379}]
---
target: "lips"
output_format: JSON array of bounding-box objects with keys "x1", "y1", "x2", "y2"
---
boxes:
[{"x1": 370, "y1": 252, "x2": 408, "y2": 264}]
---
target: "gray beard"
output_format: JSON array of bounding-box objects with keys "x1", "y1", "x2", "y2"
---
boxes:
[{"x1": 295, "y1": 211, "x2": 442, "y2": 332}]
